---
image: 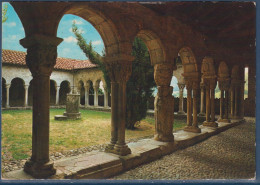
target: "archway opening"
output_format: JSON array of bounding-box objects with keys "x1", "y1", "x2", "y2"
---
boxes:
[
  {"x1": 78, "y1": 80, "x2": 85, "y2": 105},
  {"x1": 59, "y1": 81, "x2": 71, "y2": 105},
  {"x1": 50, "y1": 80, "x2": 57, "y2": 105},
  {"x1": 9, "y1": 78, "x2": 25, "y2": 107}
]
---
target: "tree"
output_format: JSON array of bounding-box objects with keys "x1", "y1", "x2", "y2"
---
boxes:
[
  {"x1": 72, "y1": 23, "x2": 155, "y2": 129},
  {"x1": 2, "y1": 4, "x2": 8, "y2": 23}
]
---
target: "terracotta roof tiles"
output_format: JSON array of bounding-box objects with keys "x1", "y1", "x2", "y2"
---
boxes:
[{"x1": 1, "y1": 49, "x2": 97, "y2": 70}]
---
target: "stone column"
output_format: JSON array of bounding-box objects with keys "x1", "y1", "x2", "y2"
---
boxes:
[
  {"x1": 6, "y1": 84, "x2": 10, "y2": 108},
  {"x1": 234, "y1": 86, "x2": 238, "y2": 117},
  {"x1": 84, "y1": 85, "x2": 90, "y2": 107},
  {"x1": 219, "y1": 89, "x2": 224, "y2": 120},
  {"x1": 186, "y1": 83, "x2": 192, "y2": 127},
  {"x1": 199, "y1": 83, "x2": 205, "y2": 116},
  {"x1": 154, "y1": 63, "x2": 174, "y2": 142},
  {"x1": 104, "y1": 86, "x2": 109, "y2": 108},
  {"x1": 224, "y1": 90, "x2": 231, "y2": 122},
  {"x1": 93, "y1": 84, "x2": 99, "y2": 107},
  {"x1": 230, "y1": 87, "x2": 234, "y2": 118},
  {"x1": 104, "y1": 55, "x2": 134, "y2": 156},
  {"x1": 205, "y1": 85, "x2": 211, "y2": 123},
  {"x1": 177, "y1": 83, "x2": 185, "y2": 115},
  {"x1": 55, "y1": 86, "x2": 60, "y2": 105},
  {"x1": 20, "y1": 34, "x2": 63, "y2": 178},
  {"x1": 24, "y1": 85, "x2": 29, "y2": 107}
]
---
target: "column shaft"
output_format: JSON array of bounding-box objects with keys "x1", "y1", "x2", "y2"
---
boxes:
[
  {"x1": 210, "y1": 88, "x2": 215, "y2": 122},
  {"x1": 186, "y1": 88, "x2": 192, "y2": 126},
  {"x1": 94, "y1": 86, "x2": 99, "y2": 107},
  {"x1": 230, "y1": 87, "x2": 234, "y2": 117},
  {"x1": 104, "y1": 88, "x2": 108, "y2": 107},
  {"x1": 199, "y1": 87, "x2": 205, "y2": 115},
  {"x1": 6, "y1": 84, "x2": 10, "y2": 108},
  {"x1": 85, "y1": 86, "x2": 89, "y2": 107},
  {"x1": 24, "y1": 85, "x2": 29, "y2": 107},
  {"x1": 55, "y1": 87, "x2": 60, "y2": 105},
  {"x1": 192, "y1": 88, "x2": 198, "y2": 127},
  {"x1": 219, "y1": 89, "x2": 224, "y2": 120},
  {"x1": 234, "y1": 86, "x2": 238, "y2": 117},
  {"x1": 205, "y1": 87, "x2": 211, "y2": 122}
]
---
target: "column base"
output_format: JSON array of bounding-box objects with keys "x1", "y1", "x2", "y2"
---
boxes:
[
  {"x1": 177, "y1": 111, "x2": 186, "y2": 115},
  {"x1": 198, "y1": 112, "x2": 206, "y2": 116},
  {"x1": 203, "y1": 121, "x2": 218, "y2": 128},
  {"x1": 24, "y1": 159, "x2": 56, "y2": 179},
  {"x1": 217, "y1": 118, "x2": 231, "y2": 123},
  {"x1": 154, "y1": 133, "x2": 174, "y2": 142},
  {"x1": 63, "y1": 112, "x2": 81, "y2": 119},
  {"x1": 104, "y1": 143, "x2": 115, "y2": 153},
  {"x1": 113, "y1": 144, "x2": 131, "y2": 156},
  {"x1": 184, "y1": 126, "x2": 201, "y2": 133}
]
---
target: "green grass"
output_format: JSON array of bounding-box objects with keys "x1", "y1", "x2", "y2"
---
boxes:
[{"x1": 2, "y1": 109, "x2": 187, "y2": 161}]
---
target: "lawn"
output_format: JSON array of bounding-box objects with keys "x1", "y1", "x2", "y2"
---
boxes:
[{"x1": 2, "y1": 109, "x2": 187, "y2": 161}]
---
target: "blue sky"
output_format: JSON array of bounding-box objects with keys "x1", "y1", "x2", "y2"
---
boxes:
[{"x1": 2, "y1": 2, "x2": 184, "y2": 97}]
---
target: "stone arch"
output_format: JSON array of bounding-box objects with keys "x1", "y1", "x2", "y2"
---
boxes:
[
  {"x1": 50, "y1": 80, "x2": 57, "y2": 105},
  {"x1": 178, "y1": 47, "x2": 199, "y2": 75},
  {"x1": 59, "y1": 80, "x2": 71, "y2": 105},
  {"x1": 61, "y1": 4, "x2": 121, "y2": 57},
  {"x1": 2, "y1": 78, "x2": 7, "y2": 107},
  {"x1": 218, "y1": 61, "x2": 230, "y2": 79},
  {"x1": 9, "y1": 77, "x2": 25, "y2": 107},
  {"x1": 78, "y1": 80, "x2": 85, "y2": 105},
  {"x1": 86, "y1": 80, "x2": 94, "y2": 106},
  {"x1": 136, "y1": 30, "x2": 166, "y2": 65}
]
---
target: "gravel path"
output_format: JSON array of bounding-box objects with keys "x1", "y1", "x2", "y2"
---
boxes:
[{"x1": 112, "y1": 118, "x2": 256, "y2": 180}]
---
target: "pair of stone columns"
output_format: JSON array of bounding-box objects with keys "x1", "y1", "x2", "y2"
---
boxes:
[
  {"x1": 218, "y1": 81, "x2": 231, "y2": 123},
  {"x1": 5, "y1": 84, "x2": 29, "y2": 107},
  {"x1": 183, "y1": 79, "x2": 201, "y2": 133},
  {"x1": 104, "y1": 57, "x2": 133, "y2": 156},
  {"x1": 83, "y1": 85, "x2": 108, "y2": 107},
  {"x1": 202, "y1": 79, "x2": 218, "y2": 127}
]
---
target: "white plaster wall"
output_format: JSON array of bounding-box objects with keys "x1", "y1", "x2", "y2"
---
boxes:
[
  {"x1": 2, "y1": 65, "x2": 32, "y2": 85},
  {"x1": 2, "y1": 65, "x2": 73, "y2": 87}
]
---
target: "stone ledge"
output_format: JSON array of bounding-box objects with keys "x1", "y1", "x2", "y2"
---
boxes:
[{"x1": 2, "y1": 119, "x2": 244, "y2": 180}]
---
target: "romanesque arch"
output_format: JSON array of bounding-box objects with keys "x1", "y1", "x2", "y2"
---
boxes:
[
  {"x1": 9, "y1": 78, "x2": 25, "y2": 107},
  {"x1": 78, "y1": 80, "x2": 85, "y2": 105},
  {"x1": 59, "y1": 81, "x2": 71, "y2": 105}
]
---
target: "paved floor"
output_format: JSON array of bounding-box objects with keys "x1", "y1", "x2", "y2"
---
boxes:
[{"x1": 112, "y1": 118, "x2": 256, "y2": 180}]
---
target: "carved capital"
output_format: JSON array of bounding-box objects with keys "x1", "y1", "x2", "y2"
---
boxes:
[
  {"x1": 6, "y1": 84, "x2": 11, "y2": 89},
  {"x1": 177, "y1": 83, "x2": 185, "y2": 91},
  {"x1": 105, "y1": 61, "x2": 132, "y2": 83},
  {"x1": 20, "y1": 34, "x2": 63, "y2": 77},
  {"x1": 154, "y1": 63, "x2": 174, "y2": 86}
]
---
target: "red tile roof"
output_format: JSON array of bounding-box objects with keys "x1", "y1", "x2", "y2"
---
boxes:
[{"x1": 1, "y1": 49, "x2": 97, "y2": 70}]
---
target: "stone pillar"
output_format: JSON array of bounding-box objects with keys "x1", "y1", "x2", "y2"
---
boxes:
[
  {"x1": 20, "y1": 34, "x2": 63, "y2": 178},
  {"x1": 104, "y1": 55, "x2": 134, "y2": 156},
  {"x1": 93, "y1": 84, "x2": 99, "y2": 107},
  {"x1": 224, "y1": 90, "x2": 230, "y2": 122},
  {"x1": 239, "y1": 81, "x2": 245, "y2": 119},
  {"x1": 234, "y1": 86, "x2": 238, "y2": 117},
  {"x1": 6, "y1": 84, "x2": 10, "y2": 108},
  {"x1": 219, "y1": 89, "x2": 224, "y2": 120},
  {"x1": 104, "y1": 86, "x2": 109, "y2": 108},
  {"x1": 177, "y1": 83, "x2": 185, "y2": 115},
  {"x1": 210, "y1": 84, "x2": 216, "y2": 123},
  {"x1": 199, "y1": 83, "x2": 205, "y2": 116},
  {"x1": 24, "y1": 85, "x2": 29, "y2": 107},
  {"x1": 55, "y1": 86, "x2": 60, "y2": 105},
  {"x1": 230, "y1": 87, "x2": 235, "y2": 117},
  {"x1": 153, "y1": 63, "x2": 174, "y2": 142},
  {"x1": 205, "y1": 85, "x2": 211, "y2": 123},
  {"x1": 84, "y1": 85, "x2": 90, "y2": 107},
  {"x1": 186, "y1": 83, "x2": 192, "y2": 127}
]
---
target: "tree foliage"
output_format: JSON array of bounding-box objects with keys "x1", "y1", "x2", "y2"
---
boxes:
[
  {"x1": 126, "y1": 37, "x2": 156, "y2": 129},
  {"x1": 72, "y1": 23, "x2": 155, "y2": 129},
  {"x1": 2, "y1": 4, "x2": 8, "y2": 23}
]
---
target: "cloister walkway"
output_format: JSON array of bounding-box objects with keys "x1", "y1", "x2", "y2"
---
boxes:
[{"x1": 112, "y1": 118, "x2": 255, "y2": 180}]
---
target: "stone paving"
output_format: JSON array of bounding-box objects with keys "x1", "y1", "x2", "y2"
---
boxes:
[{"x1": 112, "y1": 118, "x2": 256, "y2": 180}]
